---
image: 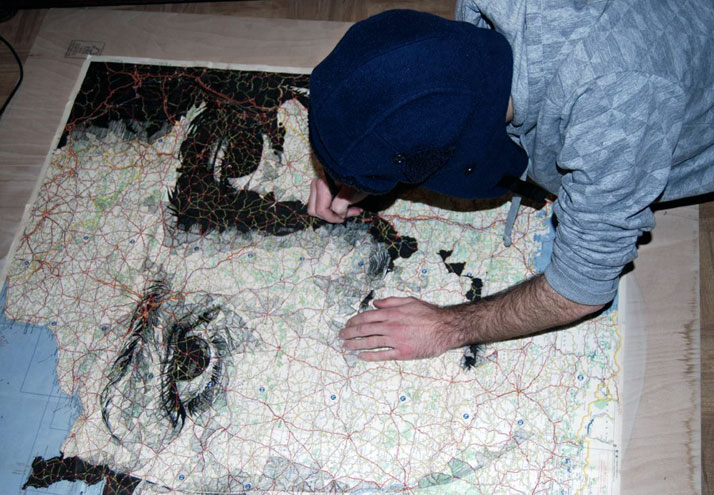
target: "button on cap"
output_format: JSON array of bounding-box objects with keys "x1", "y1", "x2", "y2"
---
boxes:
[
  {"x1": 464, "y1": 167, "x2": 475, "y2": 175},
  {"x1": 393, "y1": 153, "x2": 406, "y2": 165}
]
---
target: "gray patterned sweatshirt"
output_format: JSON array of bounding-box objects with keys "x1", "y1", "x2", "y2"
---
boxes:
[{"x1": 456, "y1": 0, "x2": 714, "y2": 305}]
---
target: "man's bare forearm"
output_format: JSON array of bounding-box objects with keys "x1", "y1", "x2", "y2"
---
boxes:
[
  {"x1": 340, "y1": 274, "x2": 605, "y2": 361},
  {"x1": 444, "y1": 274, "x2": 605, "y2": 345}
]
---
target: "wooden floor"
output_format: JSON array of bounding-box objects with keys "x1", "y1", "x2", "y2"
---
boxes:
[{"x1": 0, "y1": 3, "x2": 710, "y2": 493}]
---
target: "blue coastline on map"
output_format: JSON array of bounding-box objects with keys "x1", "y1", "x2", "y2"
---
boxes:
[{"x1": 0, "y1": 283, "x2": 103, "y2": 495}]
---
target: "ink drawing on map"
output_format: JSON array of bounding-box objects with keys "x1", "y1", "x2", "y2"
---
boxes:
[{"x1": 3, "y1": 58, "x2": 622, "y2": 494}]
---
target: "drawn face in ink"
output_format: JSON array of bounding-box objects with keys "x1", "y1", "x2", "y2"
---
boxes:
[
  {"x1": 88, "y1": 89, "x2": 417, "y2": 491},
  {"x1": 15, "y1": 64, "x2": 496, "y2": 495}
]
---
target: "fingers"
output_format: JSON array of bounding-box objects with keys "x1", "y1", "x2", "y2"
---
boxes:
[
  {"x1": 332, "y1": 185, "x2": 365, "y2": 219},
  {"x1": 373, "y1": 297, "x2": 414, "y2": 309},
  {"x1": 345, "y1": 307, "x2": 389, "y2": 328},
  {"x1": 342, "y1": 297, "x2": 415, "y2": 335},
  {"x1": 329, "y1": 194, "x2": 353, "y2": 218},
  {"x1": 341, "y1": 332, "x2": 401, "y2": 362},
  {"x1": 340, "y1": 316, "x2": 394, "y2": 340},
  {"x1": 342, "y1": 297, "x2": 419, "y2": 344},
  {"x1": 307, "y1": 176, "x2": 317, "y2": 213},
  {"x1": 346, "y1": 206, "x2": 364, "y2": 218},
  {"x1": 338, "y1": 310, "x2": 426, "y2": 361},
  {"x1": 344, "y1": 297, "x2": 414, "y2": 326},
  {"x1": 307, "y1": 178, "x2": 345, "y2": 223},
  {"x1": 306, "y1": 178, "x2": 365, "y2": 223},
  {"x1": 358, "y1": 349, "x2": 401, "y2": 362},
  {"x1": 341, "y1": 335, "x2": 391, "y2": 351},
  {"x1": 335, "y1": 185, "x2": 368, "y2": 213}
]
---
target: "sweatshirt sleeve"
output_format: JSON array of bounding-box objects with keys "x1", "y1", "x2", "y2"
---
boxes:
[
  {"x1": 545, "y1": 71, "x2": 685, "y2": 305},
  {"x1": 454, "y1": 0, "x2": 492, "y2": 28}
]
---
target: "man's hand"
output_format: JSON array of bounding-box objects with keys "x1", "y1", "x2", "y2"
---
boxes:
[
  {"x1": 339, "y1": 275, "x2": 605, "y2": 362},
  {"x1": 339, "y1": 297, "x2": 465, "y2": 361},
  {"x1": 307, "y1": 177, "x2": 368, "y2": 223}
]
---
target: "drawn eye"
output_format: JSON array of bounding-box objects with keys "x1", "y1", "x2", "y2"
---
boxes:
[
  {"x1": 169, "y1": 333, "x2": 210, "y2": 381},
  {"x1": 162, "y1": 308, "x2": 225, "y2": 424},
  {"x1": 100, "y1": 282, "x2": 254, "y2": 450}
]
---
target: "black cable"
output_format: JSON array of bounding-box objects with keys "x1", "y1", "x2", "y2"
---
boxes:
[{"x1": 0, "y1": 33, "x2": 23, "y2": 118}]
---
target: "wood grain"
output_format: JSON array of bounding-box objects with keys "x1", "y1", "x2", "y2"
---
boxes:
[
  {"x1": 700, "y1": 201, "x2": 714, "y2": 495},
  {"x1": 0, "y1": 4, "x2": 709, "y2": 493},
  {"x1": 620, "y1": 206, "x2": 701, "y2": 494},
  {"x1": 105, "y1": 0, "x2": 454, "y2": 21}
]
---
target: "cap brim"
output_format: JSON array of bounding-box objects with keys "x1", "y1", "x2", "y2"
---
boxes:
[{"x1": 421, "y1": 132, "x2": 528, "y2": 199}]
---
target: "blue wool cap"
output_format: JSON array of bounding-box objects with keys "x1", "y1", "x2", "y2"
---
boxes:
[{"x1": 309, "y1": 9, "x2": 527, "y2": 199}]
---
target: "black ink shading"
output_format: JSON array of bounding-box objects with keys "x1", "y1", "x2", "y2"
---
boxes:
[
  {"x1": 462, "y1": 343, "x2": 485, "y2": 370},
  {"x1": 438, "y1": 250, "x2": 485, "y2": 370},
  {"x1": 366, "y1": 213, "x2": 418, "y2": 268},
  {"x1": 163, "y1": 305, "x2": 228, "y2": 421},
  {"x1": 39, "y1": 61, "x2": 423, "y2": 493},
  {"x1": 465, "y1": 277, "x2": 483, "y2": 303},
  {"x1": 359, "y1": 290, "x2": 375, "y2": 311},
  {"x1": 100, "y1": 279, "x2": 244, "y2": 450},
  {"x1": 23, "y1": 455, "x2": 142, "y2": 495},
  {"x1": 438, "y1": 249, "x2": 465, "y2": 276},
  {"x1": 437, "y1": 249, "x2": 483, "y2": 303},
  {"x1": 168, "y1": 94, "x2": 321, "y2": 236},
  {"x1": 60, "y1": 63, "x2": 309, "y2": 148},
  {"x1": 59, "y1": 62, "x2": 417, "y2": 263}
]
